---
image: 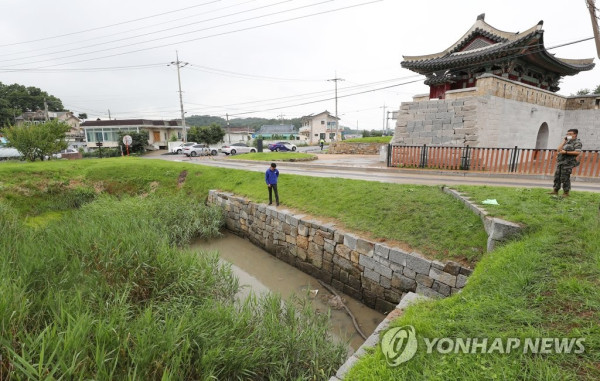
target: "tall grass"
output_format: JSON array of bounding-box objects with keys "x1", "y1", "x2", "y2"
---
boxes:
[
  {"x1": 0, "y1": 158, "x2": 488, "y2": 261},
  {"x1": 0, "y1": 195, "x2": 346, "y2": 380},
  {"x1": 347, "y1": 188, "x2": 600, "y2": 380}
]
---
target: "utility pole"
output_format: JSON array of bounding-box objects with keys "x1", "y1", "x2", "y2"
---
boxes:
[
  {"x1": 328, "y1": 74, "x2": 344, "y2": 141},
  {"x1": 226, "y1": 113, "x2": 231, "y2": 143},
  {"x1": 170, "y1": 51, "x2": 189, "y2": 141},
  {"x1": 108, "y1": 109, "x2": 111, "y2": 120},
  {"x1": 386, "y1": 111, "x2": 390, "y2": 136},
  {"x1": 278, "y1": 113, "x2": 286, "y2": 125},
  {"x1": 44, "y1": 98, "x2": 49, "y2": 121},
  {"x1": 381, "y1": 104, "x2": 387, "y2": 135},
  {"x1": 587, "y1": 0, "x2": 600, "y2": 58}
]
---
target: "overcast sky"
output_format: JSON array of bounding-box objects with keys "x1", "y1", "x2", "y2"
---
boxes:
[{"x1": 1, "y1": 0, "x2": 598, "y2": 130}]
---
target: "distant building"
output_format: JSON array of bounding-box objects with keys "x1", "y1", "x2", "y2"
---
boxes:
[
  {"x1": 394, "y1": 14, "x2": 600, "y2": 149},
  {"x1": 81, "y1": 119, "x2": 181, "y2": 150},
  {"x1": 253, "y1": 124, "x2": 301, "y2": 141},
  {"x1": 15, "y1": 110, "x2": 85, "y2": 150},
  {"x1": 300, "y1": 111, "x2": 340, "y2": 144},
  {"x1": 223, "y1": 126, "x2": 253, "y2": 144}
]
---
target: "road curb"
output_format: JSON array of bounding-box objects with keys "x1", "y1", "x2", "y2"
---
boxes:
[{"x1": 214, "y1": 157, "x2": 600, "y2": 184}]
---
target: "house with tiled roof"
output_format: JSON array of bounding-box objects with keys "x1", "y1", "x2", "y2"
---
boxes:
[
  {"x1": 392, "y1": 14, "x2": 600, "y2": 150},
  {"x1": 402, "y1": 13, "x2": 595, "y2": 99},
  {"x1": 15, "y1": 110, "x2": 85, "y2": 150}
]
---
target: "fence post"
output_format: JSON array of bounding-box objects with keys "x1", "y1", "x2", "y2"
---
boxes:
[
  {"x1": 420, "y1": 144, "x2": 428, "y2": 168},
  {"x1": 461, "y1": 145, "x2": 471, "y2": 170},
  {"x1": 387, "y1": 144, "x2": 392, "y2": 167},
  {"x1": 509, "y1": 146, "x2": 519, "y2": 172}
]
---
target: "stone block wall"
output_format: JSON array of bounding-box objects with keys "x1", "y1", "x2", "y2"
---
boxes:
[
  {"x1": 564, "y1": 109, "x2": 600, "y2": 151},
  {"x1": 328, "y1": 142, "x2": 386, "y2": 154},
  {"x1": 207, "y1": 190, "x2": 473, "y2": 313},
  {"x1": 392, "y1": 74, "x2": 600, "y2": 150},
  {"x1": 391, "y1": 98, "x2": 479, "y2": 146}
]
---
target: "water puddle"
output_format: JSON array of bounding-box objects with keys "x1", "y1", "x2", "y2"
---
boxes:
[{"x1": 191, "y1": 231, "x2": 385, "y2": 350}]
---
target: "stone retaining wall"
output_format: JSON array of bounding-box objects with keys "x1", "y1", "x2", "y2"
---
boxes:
[
  {"x1": 329, "y1": 292, "x2": 429, "y2": 381},
  {"x1": 441, "y1": 187, "x2": 523, "y2": 252},
  {"x1": 207, "y1": 190, "x2": 473, "y2": 313},
  {"x1": 328, "y1": 142, "x2": 385, "y2": 155}
]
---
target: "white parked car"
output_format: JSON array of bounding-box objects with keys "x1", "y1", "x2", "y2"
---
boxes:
[
  {"x1": 184, "y1": 144, "x2": 218, "y2": 157},
  {"x1": 221, "y1": 143, "x2": 256, "y2": 155},
  {"x1": 52, "y1": 148, "x2": 79, "y2": 159},
  {"x1": 172, "y1": 142, "x2": 197, "y2": 154}
]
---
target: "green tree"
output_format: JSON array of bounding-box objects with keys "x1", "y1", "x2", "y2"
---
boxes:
[
  {"x1": 117, "y1": 131, "x2": 147, "y2": 154},
  {"x1": 576, "y1": 89, "x2": 591, "y2": 95},
  {"x1": 77, "y1": 113, "x2": 88, "y2": 120},
  {"x1": 0, "y1": 82, "x2": 65, "y2": 126},
  {"x1": 594, "y1": 84, "x2": 600, "y2": 94},
  {"x1": 3, "y1": 120, "x2": 70, "y2": 161},
  {"x1": 188, "y1": 123, "x2": 225, "y2": 145}
]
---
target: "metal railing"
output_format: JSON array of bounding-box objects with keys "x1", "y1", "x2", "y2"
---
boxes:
[{"x1": 387, "y1": 144, "x2": 600, "y2": 177}]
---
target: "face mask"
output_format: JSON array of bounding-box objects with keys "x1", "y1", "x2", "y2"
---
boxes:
[{"x1": 566, "y1": 136, "x2": 573, "y2": 140}]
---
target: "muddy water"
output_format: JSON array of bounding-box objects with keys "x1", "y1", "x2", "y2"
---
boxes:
[{"x1": 191, "y1": 231, "x2": 385, "y2": 350}]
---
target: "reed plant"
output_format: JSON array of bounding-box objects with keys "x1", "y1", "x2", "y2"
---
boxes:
[{"x1": 0, "y1": 194, "x2": 346, "y2": 380}]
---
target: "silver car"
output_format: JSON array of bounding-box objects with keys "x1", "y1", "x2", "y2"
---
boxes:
[
  {"x1": 184, "y1": 144, "x2": 218, "y2": 157},
  {"x1": 172, "y1": 142, "x2": 197, "y2": 154},
  {"x1": 221, "y1": 143, "x2": 256, "y2": 155}
]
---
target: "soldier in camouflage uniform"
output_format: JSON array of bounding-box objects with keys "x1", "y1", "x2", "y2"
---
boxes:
[{"x1": 549, "y1": 128, "x2": 582, "y2": 197}]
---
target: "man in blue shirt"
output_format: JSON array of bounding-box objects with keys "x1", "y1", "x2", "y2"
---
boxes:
[{"x1": 265, "y1": 163, "x2": 280, "y2": 206}]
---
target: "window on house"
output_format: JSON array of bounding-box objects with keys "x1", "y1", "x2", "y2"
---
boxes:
[{"x1": 321, "y1": 120, "x2": 325, "y2": 125}]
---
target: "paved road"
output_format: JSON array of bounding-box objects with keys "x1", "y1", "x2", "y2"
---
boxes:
[{"x1": 147, "y1": 151, "x2": 600, "y2": 193}]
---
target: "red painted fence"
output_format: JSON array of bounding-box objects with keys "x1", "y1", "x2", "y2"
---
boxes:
[{"x1": 388, "y1": 145, "x2": 600, "y2": 177}]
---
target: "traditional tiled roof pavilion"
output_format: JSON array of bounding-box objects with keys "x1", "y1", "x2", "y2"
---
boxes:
[{"x1": 401, "y1": 14, "x2": 595, "y2": 99}]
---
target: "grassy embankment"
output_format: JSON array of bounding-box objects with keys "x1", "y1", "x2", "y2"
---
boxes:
[
  {"x1": 227, "y1": 152, "x2": 317, "y2": 162},
  {"x1": 0, "y1": 160, "x2": 348, "y2": 380},
  {"x1": 347, "y1": 186, "x2": 600, "y2": 380},
  {"x1": 343, "y1": 136, "x2": 392, "y2": 143}
]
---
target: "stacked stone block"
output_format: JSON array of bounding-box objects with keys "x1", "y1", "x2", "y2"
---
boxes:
[
  {"x1": 392, "y1": 98, "x2": 479, "y2": 147},
  {"x1": 208, "y1": 190, "x2": 473, "y2": 313},
  {"x1": 328, "y1": 142, "x2": 386, "y2": 154}
]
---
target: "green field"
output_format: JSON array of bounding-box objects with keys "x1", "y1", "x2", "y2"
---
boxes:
[
  {"x1": 347, "y1": 186, "x2": 600, "y2": 380},
  {"x1": 227, "y1": 152, "x2": 317, "y2": 162},
  {"x1": 2, "y1": 158, "x2": 597, "y2": 379},
  {"x1": 0, "y1": 160, "x2": 346, "y2": 380}
]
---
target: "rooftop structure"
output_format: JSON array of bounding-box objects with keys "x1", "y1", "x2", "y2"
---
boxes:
[{"x1": 401, "y1": 14, "x2": 595, "y2": 99}]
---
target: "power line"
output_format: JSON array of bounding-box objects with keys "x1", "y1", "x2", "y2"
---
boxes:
[
  {"x1": 0, "y1": 0, "x2": 298, "y2": 65},
  {"x1": 0, "y1": 63, "x2": 166, "y2": 73},
  {"x1": 211, "y1": 35, "x2": 597, "y2": 118},
  {"x1": 181, "y1": 75, "x2": 424, "y2": 112},
  {"x1": 61, "y1": 34, "x2": 596, "y2": 121},
  {"x1": 0, "y1": 0, "x2": 223, "y2": 47},
  {"x1": 226, "y1": 79, "x2": 423, "y2": 117},
  {"x1": 4, "y1": 0, "x2": 258, "y2": 57},
  {"x1": 0, "y1": 0, "x2": 326, "y2": 67},
  {"x1": 187, "y1": 63, "x2": 324, "y2": 82},
  {"x1": 0, "y1": 0, "x2": 382, "y2": 70}
]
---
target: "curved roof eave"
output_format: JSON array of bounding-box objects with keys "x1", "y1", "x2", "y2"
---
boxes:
[{"x1": 402, "y1": 14, "x2": 542, "y2": 62}]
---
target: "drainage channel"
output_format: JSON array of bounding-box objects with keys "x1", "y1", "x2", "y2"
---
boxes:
[{"x1": 191, "y1": 231, "x2": 385, "y2": 351}]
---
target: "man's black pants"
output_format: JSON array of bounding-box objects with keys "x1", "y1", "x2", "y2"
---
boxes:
[{"x1": 268, "y1": 184, "x2": 279, "y2": 204}]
